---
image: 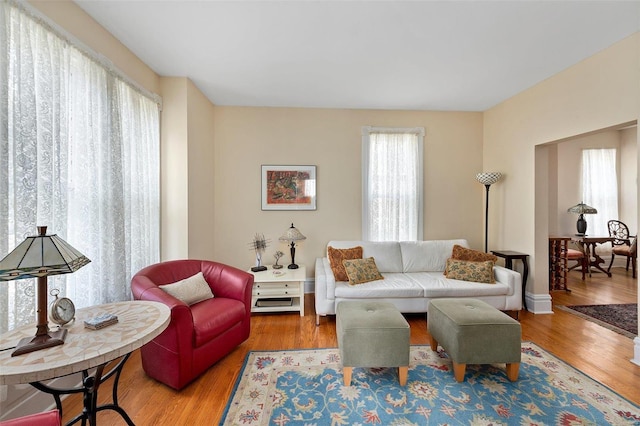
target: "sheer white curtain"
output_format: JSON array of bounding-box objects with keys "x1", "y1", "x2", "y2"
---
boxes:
[
  {"x1": 582, "y1": 148, "x2": 618, "y2": 242},
  {"x1": 362, "y1": 127, "x2": 424, "y2": 241},
  {"x1": 0, "y1": 2, "x2": 160, "y2": 333}
]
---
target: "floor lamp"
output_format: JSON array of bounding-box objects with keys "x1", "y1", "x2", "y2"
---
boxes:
[{"x1": 476, "y1": 172, "x2": 503, "y2": 253}]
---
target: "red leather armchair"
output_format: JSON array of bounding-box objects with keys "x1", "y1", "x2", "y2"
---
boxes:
[{"x1": 131, "y1": 260, "x2": 253, "y2": 390}]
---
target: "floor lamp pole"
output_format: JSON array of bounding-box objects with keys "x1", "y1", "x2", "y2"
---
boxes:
[
  {"x1": 484, "y1": 184, "x2": 491, "y2": 253},
  {"x1": 476, "y1": 172, "x2": 502, "y2": 253}
]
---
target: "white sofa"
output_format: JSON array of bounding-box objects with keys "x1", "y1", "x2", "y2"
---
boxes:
[{"x1": 315, "y1": 239, "x2": 522, "y2": 325}]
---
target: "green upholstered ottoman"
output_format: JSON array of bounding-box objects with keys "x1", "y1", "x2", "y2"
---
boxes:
[
  {"x1": 428, "y1": 298, "x2": 521, "y2": 382},
  {"x1": 336, "y1": 301, "x2": 410, "y2": 386}
]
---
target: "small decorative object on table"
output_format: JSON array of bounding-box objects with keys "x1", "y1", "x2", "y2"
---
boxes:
[
  {"x1": 273, "y1": 250, "x2": 284, "y2": 269},
  {"x1": 249, "y1": 233, "x2": 270, "y2": 272},
  {"x1": 49, "y1": 288, "x2": 76, "y2": 326},
  {"x1": 84, "y1": 313, "x2": 119, "y2": 330}
]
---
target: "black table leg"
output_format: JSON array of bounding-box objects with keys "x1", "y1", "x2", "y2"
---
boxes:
[{"x1": 30, "y1": 353, "x2": 135, "y2": 426}]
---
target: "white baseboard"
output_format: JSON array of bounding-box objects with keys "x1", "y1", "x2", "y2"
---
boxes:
[
  {"x1": 0, "y1": 375, "x2": 80, "y2": 421},
  {"x1": 632, "y1": 337, "x2": 640, "y2": 366},
  {"x1": 525, "y1": 291, "x2": 553, "y2": 314}
]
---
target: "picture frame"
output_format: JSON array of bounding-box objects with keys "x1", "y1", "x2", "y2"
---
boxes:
[{"x1": 261, "y1": 165, "x2": 317, "y2": 211}]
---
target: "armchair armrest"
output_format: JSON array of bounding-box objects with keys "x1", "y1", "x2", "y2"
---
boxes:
[
  {"x1": 131, "y1": 274, "x2": 194, "y2": 350},
  {"x1": 201, "y1": 262, "x2": 253, "y2": 307}
]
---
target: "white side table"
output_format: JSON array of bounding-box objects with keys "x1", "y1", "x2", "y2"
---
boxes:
[{"x1": 248, "y1": 266, "x2": 306, "y2": 316}]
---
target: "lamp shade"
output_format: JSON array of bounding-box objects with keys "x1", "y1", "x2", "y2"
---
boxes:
[
  {"x1": 279, "y1": 223, "x2": 306, "y2": 242},
  {"x1": 0, "y1": 226, "x2": 90, "y2": 356},
  {"x1": 476, "y1": 172, "x2": 503, "y2": 186},
  {"x1": 0, "y1": 227, "x2": 90, "y2": 280},
  {"x1": 567, "y1": 202, "x2": 597, "y2": 215}
]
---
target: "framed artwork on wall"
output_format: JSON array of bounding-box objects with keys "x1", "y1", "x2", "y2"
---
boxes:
[{"x1": 261, "y1": 165, "x2": 317, "y2": 211}]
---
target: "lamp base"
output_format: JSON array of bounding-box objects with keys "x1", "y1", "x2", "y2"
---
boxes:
[
  {"x1": 12, "y1": 328, "x2": 67, "y2": 357},
  {"x1": 288, "y1": 264, "x2": 299, "y2": 269}
]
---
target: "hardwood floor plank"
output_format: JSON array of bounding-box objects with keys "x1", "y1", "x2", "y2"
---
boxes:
[{"x1": 60, "y1": 268, "x2": 639, "y2": 424}]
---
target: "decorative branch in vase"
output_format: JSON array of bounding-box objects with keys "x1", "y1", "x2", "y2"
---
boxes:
[{"x1": 273, "y1": 251, "x2": 284, "y2": 269}]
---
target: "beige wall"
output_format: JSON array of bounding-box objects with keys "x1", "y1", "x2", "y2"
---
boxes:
[
  {"x1": 187, "y1": 80, "x2": 217, "y2": 259},
  {"x1": 621, "y1": 127, "x2": 639, "y2": 229},
  {"x1": 159, "y1": 77, "x2": 217, "y2": 261},
  {"x1": 160, "y1": 78, "x2": 190, "y2": 260},
  {"x1": 484, "y1": 33, "x2": 640, "y2": 305},
  {"x1": 212, "y1": 107, "x2": 484, "y2": 273},
  {"x1": 554, "y1": 129, "x2": 637, "y2": 236}
]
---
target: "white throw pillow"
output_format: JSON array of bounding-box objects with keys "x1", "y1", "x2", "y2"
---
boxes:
[{"x1": 159, "y1": 271, "x2": 214, "y2": 305}]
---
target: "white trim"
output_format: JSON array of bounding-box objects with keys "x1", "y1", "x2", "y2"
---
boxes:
[
  {"x1": 526, "y1": 292, "x2": 554, "y2": 314},
  {"x1": 632, "y1": 336, "x2": 640, "y2": 366}
]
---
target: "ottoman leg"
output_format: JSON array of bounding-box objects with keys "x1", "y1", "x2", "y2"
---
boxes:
[
  {"x1": 398, "y1": 366, "x2": 408, "y2": 386},
  {"x1": 343, "y1": 367, "x2": 352, "y2": 386},
  {"x1": 430, "y1": 338, "x2": 438, "y2": 351},
  {"x1": 506, "y1": 363, "x2": 520, "y2": 381},
  {"x1": 453, "y1": 362, "x2": 466, "y2": 382}
]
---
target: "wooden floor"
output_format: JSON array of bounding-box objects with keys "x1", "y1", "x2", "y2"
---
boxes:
[{"x1": 61, "y1": 267, "x2": 639, "y2": 424}]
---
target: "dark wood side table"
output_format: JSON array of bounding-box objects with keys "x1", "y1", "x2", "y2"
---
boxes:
[{"x1": 491, "y1": 250, "x2": 529, "y2": 311}]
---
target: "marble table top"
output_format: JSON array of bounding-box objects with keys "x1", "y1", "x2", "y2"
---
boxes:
[{"x1": 0, "y1": 300, "x2": 170, "y2": 385}]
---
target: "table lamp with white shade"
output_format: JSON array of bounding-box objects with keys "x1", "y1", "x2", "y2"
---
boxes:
[{"x1": 279, "y1": 223, "x2": 306, "y2": 270}]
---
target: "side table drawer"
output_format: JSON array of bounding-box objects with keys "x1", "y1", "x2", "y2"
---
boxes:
[
  {"x1": 253, "y1": 282, "x2": 296, "y2": 290},
  {"x1": 253, "y1": 288, "x2": 298, "y2": 297}
]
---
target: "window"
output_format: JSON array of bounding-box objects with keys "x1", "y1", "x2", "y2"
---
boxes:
[
  {"x1": 0, "y1": 2, "x2": 160, "y2": 333},
  {"x1": 581, "y1": 148, "x2": 618, "y2": 237},
  {"x1": 362, "y1": 127, "x2": 424, "y2": 241}
]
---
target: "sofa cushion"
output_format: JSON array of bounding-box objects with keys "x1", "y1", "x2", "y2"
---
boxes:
[
  {"x1": 444, "y1": 258, "x2": 495, "y2": 283},
  {"x1": 190, "y1": 297, "x2": 246, "y2": 347},
  {"x1": 400, "y1": 240, "x2": 469, "y2": 272},
  {"x1": 328, "y1": 241, "x2": 403, "y2": 273},
  {"x1": 158, "y1": 272, "x2": 214, "y2": 305},
  {"x1": 451, "y1": 245, "x2": 498, "y2": 263},
  {"x1": 328, "y1": 246, "x2": 363, "y2": 281},
  {"x1": 342, "y1": 257, "x2": 384, "y2": 285},
  {"x1": 335, "y1": 273, "x2": 425, "y2": 298},
  {"x1": 410, "y1": 272, "x2": 509, "y2": 298}
]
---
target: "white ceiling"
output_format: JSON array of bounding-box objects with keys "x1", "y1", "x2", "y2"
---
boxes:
[{"x1": 75, "y1": 0, "x2": 640, "y2": 112}]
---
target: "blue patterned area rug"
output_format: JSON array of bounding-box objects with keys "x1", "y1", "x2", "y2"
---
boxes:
[{"x1": 220, "y1": 343, "x2": 640, "y2": 425}]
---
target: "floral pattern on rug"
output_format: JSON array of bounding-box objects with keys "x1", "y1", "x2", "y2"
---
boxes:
[{"x1": 221, "y1": 343, "x2": 640, "y2": 425}]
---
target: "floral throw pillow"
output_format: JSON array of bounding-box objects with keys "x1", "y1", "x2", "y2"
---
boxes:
[
  {"x1": 342, "y1": 257, "x2": 384, "y2": 285},
  {"x1": 328, "y1": 246, "x2": 363, "y2": 282},
  {"x1": 445, "y1": 245, "x2": 498, "y2": 277},
  {"x1": 444, "y1": 258, "x2": 495, "y2": 284},
  {"x1": 451, "y1": 244, "x2": 498, "y2": 263}
]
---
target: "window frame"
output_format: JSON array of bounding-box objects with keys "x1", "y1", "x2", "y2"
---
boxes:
[{"x1": 361, "y1": 126, "x2": 425, "y2": 241}]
